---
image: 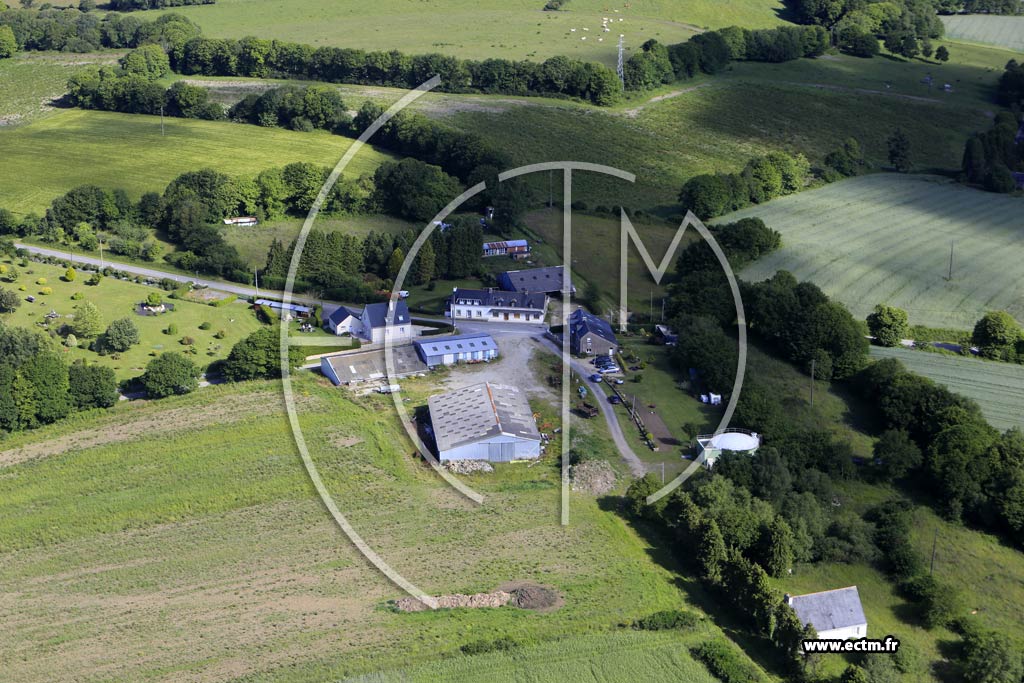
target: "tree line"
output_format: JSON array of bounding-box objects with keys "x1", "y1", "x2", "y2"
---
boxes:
[
  {"x1": 961, "y1": 110, "x2": 1022, "y2": 193},
  {"x1": 108, "y1": 0, "x2": 214, "y2": 11},
  {"x1": 260, "y1": 215, "x2": 485, "y2": 301},
  {"x1": 678, "y1": 151, "x2": 812, "y2": 220},
  {"x1": 0, "y1": 8, "x2": 200, "y2": 53},
  {"x1": 623, "y1": 25, "x2": 829, "y2": 91}
]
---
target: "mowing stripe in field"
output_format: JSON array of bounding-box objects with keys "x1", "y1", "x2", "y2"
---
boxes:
[
  {"x1": 870, "y1": 346, "x2": 1024, "y2": 431},
  {"x1": 940, "y1": 15, "x2": 1024, "y2": 53},
  {"x1": 727, "y1": 174, "x2": 1024, "y2": 329}
]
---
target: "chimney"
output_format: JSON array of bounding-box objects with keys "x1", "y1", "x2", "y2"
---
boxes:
[{"x1": 784, "y1": 593, "x2": 793, "y2": 606}]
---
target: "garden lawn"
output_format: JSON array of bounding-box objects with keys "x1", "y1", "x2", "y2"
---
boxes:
[
  {"x1": 0, "y1": 109, "x2": 394, "y2": 215},
  {"x1": 0, "y1": 257, "x2": 263, "y2": 380}
]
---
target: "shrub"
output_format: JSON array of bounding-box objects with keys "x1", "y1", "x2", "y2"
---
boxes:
[
  {"x1": 36, "y1": 278, "x2": 47, "y2": 285},
  {"x1": 692, "y1": 639, "x2": 766, "y2": 683},
  {"x1": 180, "y1": 336, "x2": 195, "y2": 346},
  {"x1": 165, "y1": 322, "x2": 178, "y2": 335},
  {"x1": 198, "y1": 321, "x2": 212, "y2": 330},
  {"x1": 210, "y1": 294, "x2": 238, "y2": 307},
  {"x1": 139, "y1": 352, "x2": 199, "y2": 398},
  {"x1": 39, "y1": 287, "x2": 53, "y2": 295},
  {"x1": 459, "y1": 636, "x2": 518, "y2": 655},
  {"x1": 70, "y1": 291, "x2": 84, "y2": 300},
  {"x1": 64, "y1": 267, "x2": 77, "y2": 282},
  {"x1": 146, "y1": 291, "x2": 163, "y2": 307},
  {"x1": 632, "y1": 610, "x2": 702, "y2": 631},
  {"x1": 214, "y1": 329, "x2": 226, "y2": 339}
]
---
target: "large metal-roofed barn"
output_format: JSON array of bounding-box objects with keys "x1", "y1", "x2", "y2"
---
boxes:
[
  {"x1": 414, "y1": 333, "x2": 498, "y2": 367},
  {"x1": 428, "y1": 382, "x2": 541, "y2": 462},
  {"x1": 786, "y1": 586, "x2": 867, "y2": 640}
]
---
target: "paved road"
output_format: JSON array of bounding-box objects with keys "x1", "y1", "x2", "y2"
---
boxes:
[{"x1": 15, "y1": 242, "x2": 324, "y2": 305}]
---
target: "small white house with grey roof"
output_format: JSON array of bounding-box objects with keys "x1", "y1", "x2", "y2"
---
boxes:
[
  {"x1": 427, "y1": 382, "x2": 541, "y2": 462},
  {"x1": 324, "y1": 301, "x2": 416, "y2": 344},
  {"x1": 787, "y1": 586, "x2": 867, "y2": 641},
  {"x1": 414, "y1": 333, "x2": 498, "y2": 367}
]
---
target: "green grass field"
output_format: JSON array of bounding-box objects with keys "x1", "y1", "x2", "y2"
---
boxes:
[
  {"x1": 0, "y1": 109, "x2": 394, "y2": 216},
  {"x1": 0, "y1": 365, "x2": 771, "y2": 682},
  {"x1": 0, "y1": 52, "x2": 122, "y2": 127},
  {"x1": 869, "y1": 346, "x2": 1024, "y2": 431},
  {"x1": 728, "y1": 174, "x2": 1024, "y2": 330},
  {"x1": 148, "y1": 0, "x2": 718, "y2": 68},
  {"x1": 0, "y1": 257, "x2": 263, "y2": 380},
  {"x1": 941, "y1": 15, "x2": 1024, "y2": 53}
]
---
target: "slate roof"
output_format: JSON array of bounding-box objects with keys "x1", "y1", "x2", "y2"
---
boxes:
[
  {"x1": 450, "y1": 288, "x2": 547, "y2": 311},
  {"x1": 569, "y1": 308, "x2": 618, "y2": 346},
  {"x1": 502, "y1": 265, "x2": 574, "y2": 294},
  {"x1": 362, "y1": 301, "x2": 411, "y2": 329},
  {"x1": 789, "y1": 586, "x2": 867, "y2": 633},
  {"x1": 428, "y1": 382, "x2": 541, "y2": 452},
  {"x1": 414, "y1": 333, "x2": 498, "y2": 358},
  {"x1": 325, "y1": 305, "x2": 361, "y2": 327}
]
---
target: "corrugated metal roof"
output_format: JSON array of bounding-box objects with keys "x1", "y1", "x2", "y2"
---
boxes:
[
  {"x1": 414, "y1": 333, "x2": 498, "y2": 357},
  {"x1": 483, "y1": 240, "x2": 529, "y2": 249},
  {"x1": 790, "y1": 586, "x2": 866, "y2": 632},
  {"x1": 428, "y1": 382, "x2": 540, "y2": 452}
]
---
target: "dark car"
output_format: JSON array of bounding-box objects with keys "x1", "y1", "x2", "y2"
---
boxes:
[
  {"x1": 589, "y1": 373, "x2": 603, "y2": 382},
  {"x1": 608, "y1": 395, "x2": 622, "y2": 404}
]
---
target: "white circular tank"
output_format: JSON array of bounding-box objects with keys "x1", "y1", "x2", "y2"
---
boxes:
[{"x1": 707, "y1": 431, "x2": 759, "y2": 452}]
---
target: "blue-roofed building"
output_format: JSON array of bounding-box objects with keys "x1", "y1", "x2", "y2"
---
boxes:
[
  {"x1": 787, "y1": 586, "x2": 867, "y2": 641},
  {"x1": 568, "y1": 307, "x2": 618, "y2": 356},
  {"x1": 414, "y1": 333, "x2": 499, "y2": 367}
]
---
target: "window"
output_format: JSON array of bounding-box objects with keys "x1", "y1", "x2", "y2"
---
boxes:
[
  {"x1": 492, "y1": 310, "x2": 499, "y2": 317},
  {"x1": 514, "y1": 313, "x2": 520, "y2": 319},
  {"x1": 476, "y1": 310, "x2": 481, "y2": 317}
]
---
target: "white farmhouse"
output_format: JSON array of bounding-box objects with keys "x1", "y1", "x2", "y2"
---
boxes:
[
  {"x1": 323, "y1": 301, "x2": 416, "y2": 344},
  {"x1": 787, "y1": 586, "x2": 867, "y2": 641},
  {"x1": 446, "y1": 287, "x2": 547, "y2": 324}
]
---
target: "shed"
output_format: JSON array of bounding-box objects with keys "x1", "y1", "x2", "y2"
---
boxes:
[
  {"x1": 320, "y1": 346, "x2": 427, "y2": 386},
  {"x1": 787, "y1": 586, "x2": 867, "y2": 641},
  {"x1": 414, "y1": 333, "x2": 498, "y2": 367},
  {"x1": 427, "y1": 382, "x2": 541, "y2": 462}
]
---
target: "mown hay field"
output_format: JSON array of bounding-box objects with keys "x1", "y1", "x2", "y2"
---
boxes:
[
  {"x1": 0, "y1": 109, "x2": 393, "y2": 215},
  {"x1": 0, "y1": 372, "x2": 763, "y2": 682},
  {"x1": 941, "y1": 15, "x2": 1024, "y2": 52},
  {"x1": 869, "y1": 345, "x2": 1024, "y2": 431},
  {"x1": 729, "y1": 174, "x2": 1024, "y2": 330}
]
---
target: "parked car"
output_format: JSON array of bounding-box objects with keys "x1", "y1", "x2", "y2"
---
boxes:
[
  {"x1": 589, "y1": 373, "x2": 603, "y2": 382},
  {"x1": 608, "y1": 395, "x2": 622, "y2": 404},
  {"x1": 614, "y1": 379, "x2": 625, "y2": 385},
  {"x1": 599, "y1": 365, "x2": 620, "y2": 374}
]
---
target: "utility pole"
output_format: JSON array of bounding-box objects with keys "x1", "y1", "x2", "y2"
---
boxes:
[
  {"x1": 98, "y1": 236, "x2": 103, "y2": 269},
  {"x1": 617, "y1": 35, "x2": 625, "y2": 90},
  {"x1": 254, "y1": 268, "x2": 260, "y2": 299},
  {"x1": 948, "y1": 241, "x2": 954, "y2": 281},
  {"x1": 661, "y1": 461, "x2": 665, "y2": 484},
  {"x1": 661, "y1": 298, "x2": 665, "y2": 322},
  {"x1": 549, "y1": 169, "x2": 553, "y2": 209},
  {"x1": 930, "y1": 527, "x2": 938, "y2": 575},
  {"x1": 809, "y1": 357, "x2": 815, "y2": 408}
]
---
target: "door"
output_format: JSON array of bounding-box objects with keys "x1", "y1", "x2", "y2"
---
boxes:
[{"x1": 503, "y1": 312, "x2": 509, "y2": 321}]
